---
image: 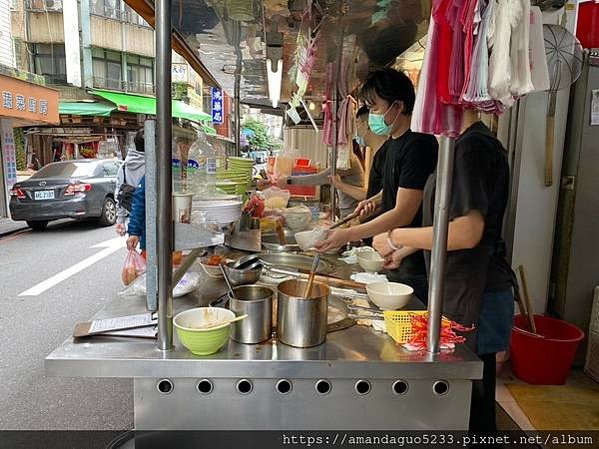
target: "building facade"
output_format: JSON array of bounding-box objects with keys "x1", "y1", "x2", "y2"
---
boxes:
[{"x1": 8, "y1": 0, "x2": 225, "y2": 168}]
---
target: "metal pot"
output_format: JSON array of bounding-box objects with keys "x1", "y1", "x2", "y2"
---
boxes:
[
  {"x1": 229, "y1": 285, "x2": 273, "y2": 344},
  {"x1": 276, "y1": 279, "x2": 329, "y2": 348},
  {"x1": 224, "y1": 261, "x2": 262, "y2": 286}
]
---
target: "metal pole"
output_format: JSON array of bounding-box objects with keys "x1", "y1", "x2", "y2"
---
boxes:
[
  {"x1": 233, "y1": 20, "x2": 242, "y2": 157},
  {"x1": 329, "y1": 25, "x2": 345, "y2": 220},
  {"x1": 426, "y1": 136, "x2": 455, "y2": 354},
  {"x1": 330, "y1": 87, "x2": 338, "y2": 219},
  {"x1": 144, "y1": 119, "x2": 158, "y2": 312},
  {"x1": 234, "y1": 73, "x2": 241, "y2": 156},
  {"x1": 156, "y1": 0, "x2": 173, "y2": 351}
]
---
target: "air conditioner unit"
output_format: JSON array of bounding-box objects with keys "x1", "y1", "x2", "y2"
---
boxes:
[{"x1": 584, "y1": 287, "x2": 599, "y2": 382}]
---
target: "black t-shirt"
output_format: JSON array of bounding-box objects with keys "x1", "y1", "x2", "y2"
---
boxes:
[
  {"x1": 382, "y1": 130, "x2": 439, "y2": 278},
  {"x1": 367, "y1": 144, "x2": 388, "y2": 198},
  {"x1": 423, "y1": 122, "x2": 513, "y2": 329}
]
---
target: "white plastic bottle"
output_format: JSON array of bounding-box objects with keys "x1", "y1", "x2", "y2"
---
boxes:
[
  {"x1": 187, "y1": 133, "x2": 207, "y2": 196},
  {"x1": 172, "y1": 141, "x2": 185, "y2": 193}
]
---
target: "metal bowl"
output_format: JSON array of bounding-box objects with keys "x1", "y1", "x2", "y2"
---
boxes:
[{"x1": 224, "y1": 261, "x2": 262, "y2": 286}]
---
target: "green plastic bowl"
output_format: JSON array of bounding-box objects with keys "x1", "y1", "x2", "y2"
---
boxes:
[{"x1": 174, "y1": 307, "x2": 235, "y2": 355}]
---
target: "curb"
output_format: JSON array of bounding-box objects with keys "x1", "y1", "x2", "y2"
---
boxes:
[{"x1": 0, "y1": 223, "x2": 29, "y2": 239}]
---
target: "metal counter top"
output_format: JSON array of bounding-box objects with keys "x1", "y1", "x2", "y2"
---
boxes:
[{"x1": 46, "y1": 262, "x2": 482, "y2": 381}]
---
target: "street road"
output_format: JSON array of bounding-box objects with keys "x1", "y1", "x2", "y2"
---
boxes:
[{"x1": 0, "y1": 220, "x2": 133, "y2": 430}]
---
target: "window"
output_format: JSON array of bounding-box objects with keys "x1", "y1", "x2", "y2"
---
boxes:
[
  {"x1": 31, "y1": 162, "x2": 96, "y2": 179},
  {"x1": 124, "y1": 5, "x2": 149, "y2": 27},
  {"x1": 92, "y1": 48, "x2": 122, "y2": 90},
  {"x1": 126, "y1": 54, "x2": 154, "y2": 94},
  {"x1": 90, "y1": 0, "x2": 122, "y2": 20},
  {"x1": 25, "y1": 0, "x2": 63, "y2": 11},
  {"x1": 101, "y1": 162, "x2": 119, "y2": 177},
  {"x1": 31, "y1": 44, "x2": 66, "y2": 84}
]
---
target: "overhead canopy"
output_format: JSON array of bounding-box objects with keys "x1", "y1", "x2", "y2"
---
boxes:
[
  {"x1": 123, "y1": 0, "x2": 219, "y2": 88},
  {"x1": 123, "y1": 0, "x2": 431, "y2": 108},
  {"x1": 90, "y1": 89, "x2": 211, "y2": 122},
  {"x1": 59, "y1": 101, "x2": 115, "y2": 116}
]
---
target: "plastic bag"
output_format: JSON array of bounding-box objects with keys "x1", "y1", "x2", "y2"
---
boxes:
[
  {"x1": 262, "y1": 187, "x2": 291, "y2": 210},
  {"x1": 283, "y1": 205, "x2": 312, "y2": 231},
  {"x1": 119, "y1": 272, "x2": 202, "y2": 298},
  {"x1": 336, "y1": 143, "x2": 351, "y2": 171},
  {"x1": 122, "y1": 249, "x2": 146, "y2": 286},
  {"x1": 272, "y1": 148, "x2": 297, "y2": 179}
]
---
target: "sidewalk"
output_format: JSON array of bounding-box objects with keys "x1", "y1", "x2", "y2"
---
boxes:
[{"x1": 0, "y1": 218, "x2": 29, "y2": 238}]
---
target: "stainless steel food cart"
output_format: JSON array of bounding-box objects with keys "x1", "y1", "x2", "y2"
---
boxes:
[
  {"x1": 46, "y1": 287, "x2": 481, "y2": 430},
  {"x1": 45, "y1": 0, "x2": 481, "y2": 432}
]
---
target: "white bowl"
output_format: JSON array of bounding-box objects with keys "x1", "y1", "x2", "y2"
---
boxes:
[
  {"x1": 357, "y1": 251, "x2": 385, "y2": 272},
  {"x1": 294, "y1": 229, "x2": 327, "y2": 251},
  {"x1": 366, "y1": 282, "x2": 413, "y2": 310}
]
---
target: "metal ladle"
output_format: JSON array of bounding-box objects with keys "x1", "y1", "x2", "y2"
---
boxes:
[{"x1": 219, "y1": 264, "x2": 237, "y2": 300}]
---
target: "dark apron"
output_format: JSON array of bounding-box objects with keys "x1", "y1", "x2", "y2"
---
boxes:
[{"x1": 422, "y1": 174, "x2": 518, "y2": 352}]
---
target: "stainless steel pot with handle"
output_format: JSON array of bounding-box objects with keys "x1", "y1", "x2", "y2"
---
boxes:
[
  {"x1": 277, "y1": 279, "x2": 329, "y2": 348},
  {"x1": 229, "y1": 285, "x2": 274, "y2": 344}
]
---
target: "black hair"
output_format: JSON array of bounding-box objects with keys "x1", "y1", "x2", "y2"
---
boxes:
[
  {"x1": 356, "y1": 105, "x2": 369, "y2": 118},
  {"x1": 134, "y1": 129, "x2": 145, "y2": 152},
  {"x1": 359, "y1": 67, "x2": 416, "y2": 115}
]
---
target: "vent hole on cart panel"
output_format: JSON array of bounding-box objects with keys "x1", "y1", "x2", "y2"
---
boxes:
[
  {"x1": 354, "y1": 380, "x2": 371, "y2": 395},
  {"x1": 315, "y1": 379, "x2": 332, "y2": 395},
  {"x1": 433, "y1": 380, "x2": 449, "y2": 396},
  {"x1": 197, "y1": 379, "x2": 213, "y2": 395},
  {"x1": 236, "y1": 379, "x2": 253, "y2": 395},
  {"x1": 276, "y1": 379, "x2": 293, "y2": 394},
  {"x1": 157, "y1": 379, "x2": 174, "y2": 394},
  {"x1": 392, "y1": 380, "x2": 409, "y2": 395}
]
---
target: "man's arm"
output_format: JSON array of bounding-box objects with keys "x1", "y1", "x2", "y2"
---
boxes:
[
  {"x1": 286, "y1": 168, "x2": 331, "y2": 186},
  {"x1": 315, "y1": 187, "x2": 422, "y2": 252},
  {"x1": 346, "y1": 187, "x2": 423, "y2": 240},
  {"x1": 373, "y1": 210, "x2": 486, "y2": 257}
]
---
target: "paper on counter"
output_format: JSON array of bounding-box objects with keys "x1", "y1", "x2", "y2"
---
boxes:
[
  {"x1": 88, "y1": 313, "x2": 157, "y2": 334},
  {"x1": 350, "y1": 272, "x2": 388, "y2": 284}
]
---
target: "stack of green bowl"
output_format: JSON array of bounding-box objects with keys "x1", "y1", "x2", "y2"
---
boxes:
[{"x1": 216, "y1": 157, "x2": 254, "y2": 197}]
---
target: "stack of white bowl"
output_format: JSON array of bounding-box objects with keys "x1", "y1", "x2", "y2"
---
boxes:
[{"x1": 192, "y1": 199, "x2": 243, "y2": 226}]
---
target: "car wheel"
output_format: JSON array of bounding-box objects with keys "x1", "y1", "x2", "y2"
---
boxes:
[
  {"x1": 98, "y1": 197, "x2": 117, "y2": 226},
  {"x1": 27, "y1": 220, "x2": 48, "y2": 231}
]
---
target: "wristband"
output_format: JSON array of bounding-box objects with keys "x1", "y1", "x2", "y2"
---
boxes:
[{"x1": 387, "y1": 230, "x2": 403, "y2": 252}]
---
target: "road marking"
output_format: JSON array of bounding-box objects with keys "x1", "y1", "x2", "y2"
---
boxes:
[{"x1": 18, "y1": 237, "x2": 126, "y2": 297}]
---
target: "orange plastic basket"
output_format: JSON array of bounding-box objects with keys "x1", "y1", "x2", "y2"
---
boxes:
[{"x1": 383, "y1": 311, "x2": 451, "y2": 344}]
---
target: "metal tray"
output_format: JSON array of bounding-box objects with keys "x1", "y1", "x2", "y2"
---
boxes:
[
  {"x1": 258, "y1": 253, "x2": 332, "y2": 274},
  {"x1": 261, "y1": 231, "x2": 300, "y2": 252}
]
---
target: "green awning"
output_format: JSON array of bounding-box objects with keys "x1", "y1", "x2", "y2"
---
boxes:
[
  {"x1": 172, "y1": 100, "x2": 212, "y2": 122},
  {"x1": 90, "y1": 89, "x2": 211, "y2": 122},
  {"x1": 59, "y1": 101, "x2": 115, "y2": 116},
  {"x1": 202, "y1": 125, "x2": 217, "y2": 135},
  {"x1": 91, "y1": 89, "x2": 156, "y2": 115}
]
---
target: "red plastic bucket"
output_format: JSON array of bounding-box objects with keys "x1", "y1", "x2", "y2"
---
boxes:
[{"x1": 510, "y1": 314, "x2": 585, "y2": 385}]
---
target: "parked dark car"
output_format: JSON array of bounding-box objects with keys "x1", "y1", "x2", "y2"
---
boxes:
[{"x1": 9, "y1": 159, "x2": 122, "y2": 231}]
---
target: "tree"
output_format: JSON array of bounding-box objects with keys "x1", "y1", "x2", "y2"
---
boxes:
[{"x1": 242, "y1": 118, "x2": 272, "y2": 150}]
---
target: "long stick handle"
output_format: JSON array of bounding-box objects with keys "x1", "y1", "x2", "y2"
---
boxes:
[
  {"x1": 517, "y1": 265, "x2": 537, "y2": 334},
  {"x1": 303, "y1": 254, "x2": 321, "y2": 298},
  {"x1": 545, "y1": 114, "x2": 555, "y2": 187}
]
